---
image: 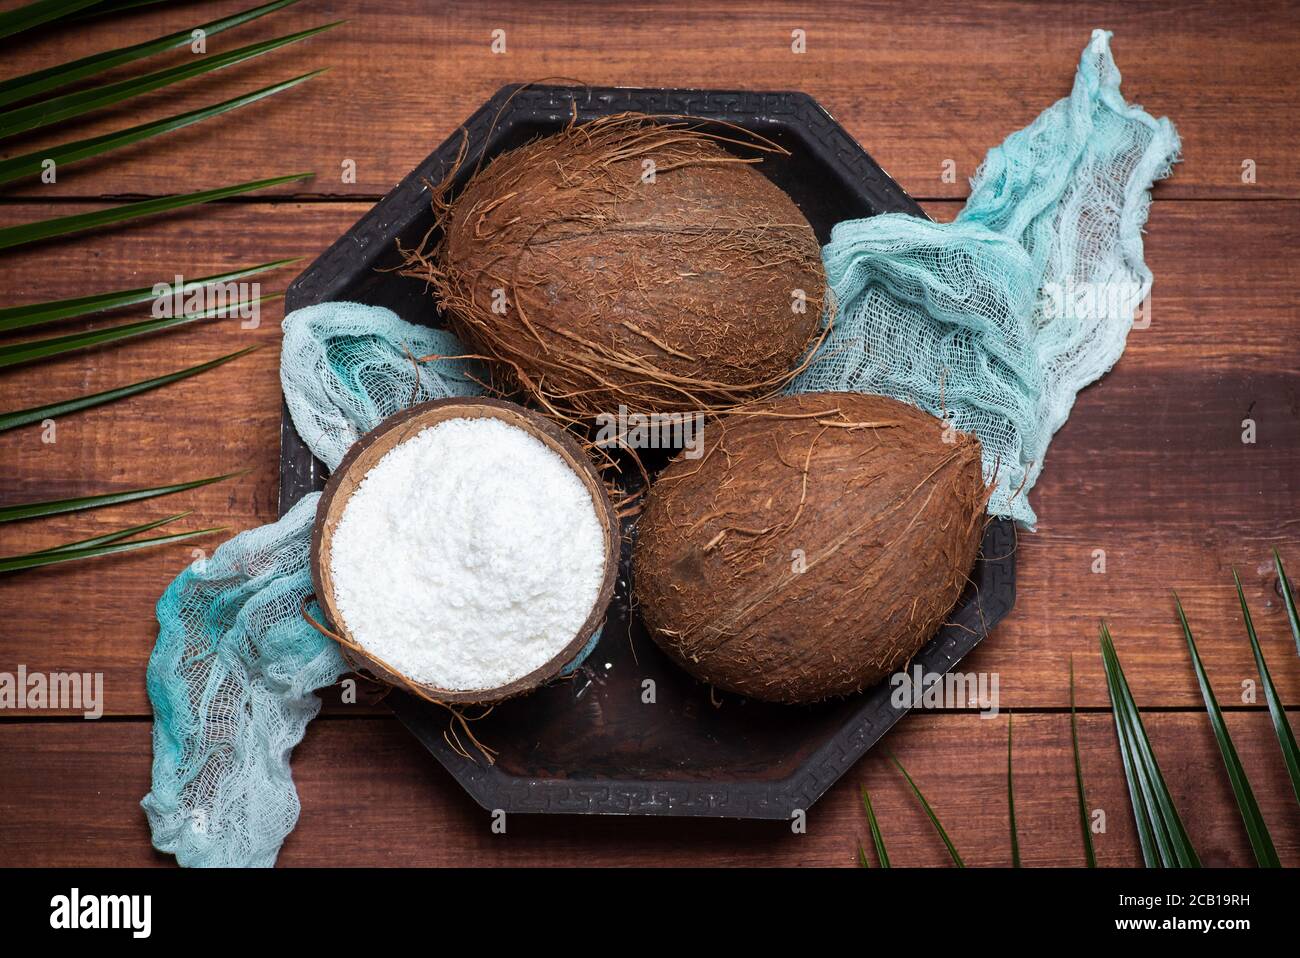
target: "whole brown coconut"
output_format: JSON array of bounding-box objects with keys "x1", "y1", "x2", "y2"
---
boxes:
[
  {"x1": 400, "y1": 113, "x2": 825, "y2": 418},
  {"x1": 633, "y1": 391, "x2": 990, "y2": 704}
]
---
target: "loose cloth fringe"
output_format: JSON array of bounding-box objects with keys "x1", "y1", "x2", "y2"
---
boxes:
[{"x1": 790, "y1": 29, "x2": 1180, "y2": 526}]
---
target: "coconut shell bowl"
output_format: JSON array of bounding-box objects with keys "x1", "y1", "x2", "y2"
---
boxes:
[{"x1": 309, "y1": 396, "x2": 621, "y2": 706}]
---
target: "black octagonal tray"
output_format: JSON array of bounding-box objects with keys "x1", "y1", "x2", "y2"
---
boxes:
[{"x1": 278, "y1": 85, "x2": 1016, "y2": 819}]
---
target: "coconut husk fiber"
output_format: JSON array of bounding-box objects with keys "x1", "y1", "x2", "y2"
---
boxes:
[
  {"x1": 400, "y1": 112, "x2": 826, "y2": 419},
  {"x1": 633, "y1": 391, "x2": 991, "y2": 704}
]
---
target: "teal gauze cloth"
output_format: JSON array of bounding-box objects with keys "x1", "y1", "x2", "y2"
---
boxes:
[
  {"x1": 792, "y1": 29, "x2": 1179, "y2": 525},
  {"x1": 143, "y1": 30, "x2": 1177, "y2": 865},
  {"x1": 142, "y1": 304, "x2": 482, "y2": 867}
]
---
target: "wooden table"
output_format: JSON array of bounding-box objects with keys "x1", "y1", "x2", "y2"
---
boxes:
[{"x1": 1, "y1": 0, "x2": 1297, "y2": 867}]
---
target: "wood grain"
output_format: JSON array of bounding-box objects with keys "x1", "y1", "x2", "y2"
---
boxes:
[
  {"x1": 0, "y1": 0, "x2": 1296, "y2": 202},
  {"x1": 2, "y1": 0, "x2": 1299, "y2": 867},
  {"x1": 2, "y1": 711, "x2": 1297, "y2": 867},
  {"x1": 1, "y1": 199, "x2": 1295, "y2": 714}
]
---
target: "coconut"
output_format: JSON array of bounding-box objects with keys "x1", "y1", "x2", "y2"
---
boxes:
[
  {"x1": 401, "y1": 113, "x2": 825, "y2": 418},
  {"x1": 633, "y1": 391, "x2": 989, "y2": 704}
]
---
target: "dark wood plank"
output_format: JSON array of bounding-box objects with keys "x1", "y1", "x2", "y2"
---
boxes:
[
  {"x1": 3, "y1": 0, "x2": 1298, "y2": 870},
  {"x1": 0, "y1": 0, "x2": 1295, "y2": 201},
  {"x1": 2, "y1": 711, "x2": 1297, "y2": 866},
  {"x1": 0, "y1": 199, "x2": 1297, "y2": 714}
]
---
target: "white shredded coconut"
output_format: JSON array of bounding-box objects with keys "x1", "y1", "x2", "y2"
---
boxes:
[{"x1": 329, "y1": 416, "x2": 606, "y2": 692}]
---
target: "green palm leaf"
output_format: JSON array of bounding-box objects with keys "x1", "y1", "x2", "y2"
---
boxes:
[
  {"x1": 860, "y1": 786, "x2": 890, "y2": 868},
  {"x1": 0, "y1": 0, "x2": 101, "y2": 41},
  {"x1": 0, "y1": 296, "x2": 276, "y2": 368},
  {"x1": 0, "y1": 471, "x2": 242, "y2": 523},
  {"x1": 70, "y1": 0, "x2": 171, "y2": 20},
  {"x1": 0, "y1": 1, "x2": 322, "y2": 580},
  {"x1": 0, "y1": 259, "x2": 297, "y2": 333},
  {"x1": 0, "y1": 21, "x2": 342, "y2": 139},
  {"x1": 0, "y1": 0, "x2": 303, "y2": 107},
  {"x1": 1276, "y1": 550, "x2": 1300, "y2": 657},
  {"x1": 0, "y1": 346, "x2": 257, "y2": 431},
  {"x1": 0, "y1": 173, "x2": 311, "y2": 251},
  {"x1": 891, "y1": 755, "x2": 963, "y2": 867},
  {"x1": 1070, "y1": 655, "x2": 1098, "y2": 867},
  {"x1": 1103, "y1": 626, "x2": 1176, "y2": 865},
  {"x1": 1101, "y1": 623, "x2": 1200, "y2": 867},
  {"x1": 1235, "y1": 570, "x2": 1300, "y2": 808},
  {"x1": 1102, "y1": 625, "x2": 1179, "y2": 866},
  {"x1": 26, "y1": 510, "x2": 189, "y2": 554},
  {"x1": 1176, "y1": 594, "x2": 1279, "y2": 866},
  {"x1": 1007, "y1": 714, "x2": 1020, "y2": 867},
  {"x1": 0, "y1": 71, "x2": 325, "y2": 187},
  {"x1": 0, "y1": 525, "x2": 225, "y2": 573}
]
